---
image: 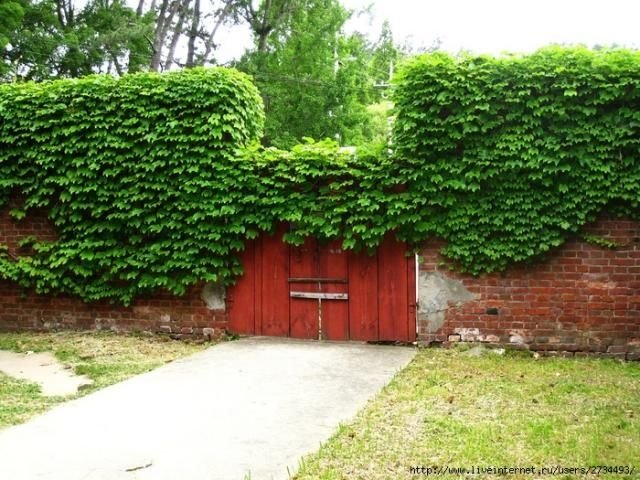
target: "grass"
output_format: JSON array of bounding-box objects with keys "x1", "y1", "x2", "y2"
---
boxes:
[
  {"x1": 294, "y1": 346, "x2": 640, "y2": 480},
  {"x1": 0, "y1": 331, "x2": 208, "y2": 428}
]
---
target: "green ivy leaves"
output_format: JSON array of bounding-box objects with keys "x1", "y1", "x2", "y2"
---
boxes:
[
  {"x1": 1, "y1": 48, "x2": 639, "y2": 304},
  {"x1": 0, "y1": 67, "x2": 264, "y2": 304},
  {"x1": 392, "y1": 46, "x2": 640, "y2": 273}
]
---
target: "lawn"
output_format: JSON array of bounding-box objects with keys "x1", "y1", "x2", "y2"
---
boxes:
[
  {"x1": 0, "y1": 331, "x2": 207, "y2": 428},
  {"x1": 294, "y1": 346, "x2": 640, "y2": 480}
]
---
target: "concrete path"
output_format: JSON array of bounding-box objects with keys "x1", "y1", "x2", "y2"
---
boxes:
[
  {"x1": 0, "y1": 351, "x2": 92, "y2": 396},
  {"x1": 0, "y1": 337, "x2": 415, "y2": 480}
]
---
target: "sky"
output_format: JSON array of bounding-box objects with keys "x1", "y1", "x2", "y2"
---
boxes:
[
  {"x1": 218, "y1": 0, "x2": 640, "y2": 62},
  {"x1": 342, "y1": 0, "x2": 640, "y2": 54}
]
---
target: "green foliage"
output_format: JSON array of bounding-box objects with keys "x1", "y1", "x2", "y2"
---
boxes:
[
  {"x1": 1, "y1": 0, "x2": 62, "y2": 80},
  {"x1": 581, "y1": 234, "x2": 620, "y2": 250},
  {"x1": 237, "y1": 139, "x2": 399, "y2": 251},
  {"x1": 237, "y1": 0, "x2": 374, "y2": 148},
  {"x1": 331, "y1": 33, "x2": 375, "y2": 146},
  {"x1": 0, "y1": 0, "x2": 24, "y2": 76},
  {"x1": 0, "y1": 0, "x2": 24, "y2": 49},
  {"x1": 76, "y1": 0, "x2": 155, "y2": 74},
  {"x1": 366, "y1": 100, "x2": 393, "y2": 146},
  {"x1": 0, "y1": 67, "x2": 263, "y2": 303},
  {"x1": 369, "y1": 20, "x2": 397, "y2": 102},
  {"x1": 2, "y1": 47, "x2": 640, "y2": 304},
  {"x1": 392, "y1": 46, "x2": 640, "y2": 273},
  {"x1": 1, "y1": 0, "x2": 153, "y2": 81}
]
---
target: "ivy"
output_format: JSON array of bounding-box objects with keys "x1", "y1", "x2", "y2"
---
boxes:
[
  {"x1": 581, "y1": 234, "x2": 621, "y2": 250},
  {"x1": 0, "y1": 67, "x2": 264, "y2": 304},
  {"x1": 392, "y1": 46, "x2": 640, "y2": 273},
  {"x1": 1, "y1": 47, "x2": 640, "y2": 304}
]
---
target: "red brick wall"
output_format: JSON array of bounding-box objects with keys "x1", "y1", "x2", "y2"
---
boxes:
[
  {"x1": 418, "y1": 217, "x2": 640, "y2": 359},
  {"x1": 0, "y1": 204, "x2": 227, "y2": 338},
  {"x1": 2, "y1": 201, "x2": 639, "y2": 355},
  {"x1": 0, "y1": 201, "x2": 57, "y2": 255}
]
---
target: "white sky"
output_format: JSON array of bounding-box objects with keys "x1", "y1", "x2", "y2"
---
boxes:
[
  {"x1": 343, "y1": 0, "x2": 640, "y2": 53},
  {"x1": 217, "y1": 0, "x2": 640, "y2": 62}
]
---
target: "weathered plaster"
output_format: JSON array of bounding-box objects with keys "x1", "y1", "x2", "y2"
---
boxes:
[
  {"x1": 201, "y1": 282, "x2": 226, "y2": 310},
  {"x1": 418, "y1": 271, "x2": 477, "y2": 333}
]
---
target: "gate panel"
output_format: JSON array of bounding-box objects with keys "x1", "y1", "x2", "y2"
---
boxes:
[
  {"x1": 318, "y1": 240, "x2": 349, "y2": 341},
  {"x1": 258, "y1": 226, "x2": 290, "y2": 336},
  {"x1": 227, "y1": 239, "x2": 256, "y2": 335},
  {"x1": 406, "y1": 253, "x2": 417, "y2": 342},
  {"x1": 348, "y1": 250, "x2": 379, "y2": 341},
  {"x1": 378, "y1": 234, "x2": 411, "y2": 341},
  {"x1": 289, "y1": 237, "x2": 319, "y2": 339}
]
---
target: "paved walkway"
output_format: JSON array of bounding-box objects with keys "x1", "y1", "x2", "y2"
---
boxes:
[
  {"x1": 0, "y1": 337, "x2": 415, "y2": 480},
  {"x1": 0, "y1": 350, "x2": 92, "y2": 396}
]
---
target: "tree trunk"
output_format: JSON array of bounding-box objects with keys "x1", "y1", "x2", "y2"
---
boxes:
[
  {"x1": 150, "y1": 0, "x2": 169, "y2": 70},
  {"x1": 54, "y1": 0, "x2": 75, "y2": 27},
  {"x1": 150, "y1": 0, "x2": 181, "y2": 71},
  {"x1": 185, "y1": 0, "x2": 200, "y2": 67},
  {"x1": 202, "y1": 0, "x2": 235, "y2": 63},
  {"x1": 111, "y1": 54, "x2": 123, "y2": 76},
  {"x1": 165, "y1": 0, "x2": 191, "y2": 69},
  {"x1": 256, "y1": 0, "x2": 272, "y2": 55}
]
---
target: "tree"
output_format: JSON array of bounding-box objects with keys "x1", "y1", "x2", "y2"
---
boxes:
[
  {"x1": 237, "y1": 0, "x2": 378, "y2": 147},
  {"x1": 149, "y1": 0, "x2": 181, "y2": 71},
  {"x1": 0, "y1": 0, "x2": 24, "y2": 77},
  {"x1": 236, "y1": 0, "x2": 295, "y2": 58},
  {"x1": 165, "y1": 0, "x2": 191, "y2": 69},
  {"x1": 330, "y1": 32, "x2": 374, "y2": 145},
  {"x1": 1, "y1": 0, "x2": 405, "y2": 150},
  {"x1": 1, "y1": 0, "x2": 153, "y2": 80},
  {"x1": 148, "y1": 0, "x2": 242, "y2": 71},
  {"x1": 2, "y1": 0, "x2": 65, "y2": 80},
  {"x1": 0, "y1": 0, "x2": 24, "y2": 50},
  {"x1": 80, "y1": 0, "x2": 155, "y2": 75},
  {"x1": 369, "y1": 20, "x2": 397, "y2": 102},
  {"x1": 185, "y1": 0, "x2": 200, "y2": 66}
]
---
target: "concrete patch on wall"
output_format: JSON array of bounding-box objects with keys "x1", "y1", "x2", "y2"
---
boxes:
[
  {"x1": 453, "y1": 327, "x2": 480, "y2": 342},
  {"x1": 452, "y1": 327, "x2": 500, "y2": 343},
  {"x1": 418, "y1": 271, "x2": 478, "y2": 333},
  {"x1": 201, "y1": 282, "x2": 226, "y2": 310},
  {"x1": 95, "y1": 317, "x2": 118, "y2": 332}
]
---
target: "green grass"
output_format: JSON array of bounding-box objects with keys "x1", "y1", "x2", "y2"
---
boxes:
[
  {"x1": 294, "y1": 347, "x2": 640, "y2": 480},
  {"x1": 0, "y1": 331, "x2": 208, "y2": 428}
]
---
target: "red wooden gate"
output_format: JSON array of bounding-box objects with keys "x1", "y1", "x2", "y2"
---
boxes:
[{"x1": 227, "y1": 226, "x2": 416, "y2": 342}]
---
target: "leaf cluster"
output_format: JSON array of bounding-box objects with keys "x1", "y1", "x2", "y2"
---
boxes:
[
  {"x1": 2, "y1": 47, "x2": 640, "y2": 303},
  {"x1": 392, "y1": 46, "x2": 640, "y2": 273},
  {"x1": 0, "y1": 67, "x2": 264, "y2": 303}
]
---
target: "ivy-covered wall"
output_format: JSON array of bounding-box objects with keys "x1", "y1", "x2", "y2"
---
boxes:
[
  {"x1": 417, "y1": 216, "x2": 640, "y2": 360},
  {"x1": 392, "y1": 46, "x2": 640, "y2": 273},
  {"x1": 0, "y1": 68, "x2": 264, "y2": 304},
  {"x1": 2, "y1": 207, "x2": 638, "y2": 353},
  {"x1": 0, "y1": 48, "x2": 638, "y2": 349}
]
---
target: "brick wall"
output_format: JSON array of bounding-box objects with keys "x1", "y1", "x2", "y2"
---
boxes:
[
  {"x1": 418, "y1": 217, "x2": 640, "y2": 359},
  {"x1": 0, "y1": 203, "x2": 227, "y2": 338},
  {"x1": 2, "y1": 200, "x2": 639, "y2": 355}
]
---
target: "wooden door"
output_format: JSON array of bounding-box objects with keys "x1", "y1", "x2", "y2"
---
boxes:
[
  {"x1": 227, "y1": 228, "x2": 416, "y2": 342},
  {"x1": 288, "y1": 239, "x2": 350, "y2": 340}
]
